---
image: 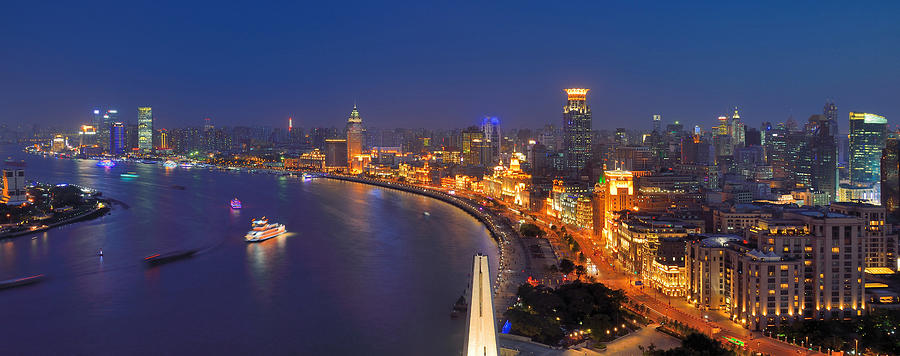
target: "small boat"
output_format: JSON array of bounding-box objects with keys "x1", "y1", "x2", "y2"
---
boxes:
[
  {"x1": 120, "y1": 172, "x2": 139, "y2": 178},
  {"x1": 171, "y1": 185, "x2": 186, "y2": 190},
  {"x1": 230, "y1": 198, "x2": 242, "y2": 209},
  {"x1": 423, "y1": 212, "x2": 430, "y2": 216},
  {"x1": 245, "y1": 217, "x2": 286, "y2": 242},
  {"x1": 450, "y1": 294, "x2": 468, "y2": 319},
  {"x1": 144, "y1": 249, "x2": 198, "y2": 266},
  {"x1": 97, "y1": 248, "x2": 103, "y2": 256},
  {"x1": 0, "y1": 274, "x2": 44, "y2": 290}
]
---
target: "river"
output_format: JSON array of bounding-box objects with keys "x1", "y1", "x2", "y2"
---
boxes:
[{"x1": 0, "y1": 148, "x2": 498, "y2": 355}]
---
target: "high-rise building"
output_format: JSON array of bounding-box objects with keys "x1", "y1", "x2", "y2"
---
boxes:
[
  {"x1": 652, "y1": 114, "x2": 661, "y2": 133},
  {"x1": 346, "y1": 105, "x2": 364, "y2": 167},
  {"x1": 849, "y1": 112, "x2": 887, "y2": 187},
  {"x1": 481, "y1": 116, "x2": 500, "y2": 164},
  {"x1": 882, "y1": 135, "x2": 900, "y2": 219},
  {"x1": 461, "y1": 126, "x2": 483, "y2": 166},
  {"x1": 91, "y1": 107, "x2": 117, "y2": 152},
  {"x1": 728, "y1": 107, "x2": 745, "y2": 149},
  {"x1": 1, "y1": 169, "x2": 27, "y2": 204},
  {"x1": 324, "y1": 138, "x2": 348, "y2": 171},
  {"x1": 562, "y1": 88, "x2": 592, "y2": 174},
  {"x1": 689, "y1": 207, "x2": 867, "y2": 331},
  {"x1": 137, "y1": 107, "x2": 153, "y2": 152},
  {"x1": 807, "y1": 109, "x2": 839, "y2": 201},
  {"x1": 110, "y1": 122, "x2": 126, "y2": 155}
]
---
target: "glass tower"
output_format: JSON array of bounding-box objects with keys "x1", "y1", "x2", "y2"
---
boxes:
[
  {"x1": 137, "y1": 107, "x2": 153, "y2": 152},
  {"x1": 849, "y1": 112, "x2": 887, "y2": 186},
  {"x1": 562, "y1": 88, "x2": 591, "y2": 174}
]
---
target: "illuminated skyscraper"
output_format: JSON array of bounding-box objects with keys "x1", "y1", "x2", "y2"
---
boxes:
[
  {"x1": 652, "y1": 114, "x2": 661, "y2": 132},
  {"x1": 882, "y1": 134, "x2": 899, "y2": 219},
  {"x1": 481, "y1": 116, "x2": 500, "y2": 163},
  {"x1": 562, "y1": 88, "x2": 591, "y2": 173},
  {"x1": 849, "y1": 112, "x2": 887, "y2": 186},
  {"x1": 110, "y1": 122, "x2": 126, "y2": 155},
  {"x1": 346, "y1": 105, "x2": 364, "y2": 165},
  {"x1": 137, "y1": 107, "x2": 153, "y2": 152}
]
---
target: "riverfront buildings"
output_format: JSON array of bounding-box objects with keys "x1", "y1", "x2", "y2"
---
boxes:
[{"x1": 137, "y1": 107, "x2": 153, "y2": 152}]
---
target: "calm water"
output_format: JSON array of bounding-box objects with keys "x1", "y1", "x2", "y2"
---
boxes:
[{"x1": 0, "y1": 149, "x2": 498, "y2": 355}]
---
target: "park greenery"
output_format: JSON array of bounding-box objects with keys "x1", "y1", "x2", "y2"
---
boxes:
[
  {"x1": 641, "y1": 333, "x2": 735, "y2": 356},
  {"x1": 503, "y1": 281, "x2": 636, "y2": 346},
  {"x1": 518, "y1": 222, "x2": 545, "y2": 238},
  {"x1": 771, "y1": 310, "x2": 900, "y2": 354}
]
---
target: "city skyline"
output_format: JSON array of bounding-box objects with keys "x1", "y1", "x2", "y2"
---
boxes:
[{"x1": 2, "y1": 2, "x2": 899, "y2": 129}]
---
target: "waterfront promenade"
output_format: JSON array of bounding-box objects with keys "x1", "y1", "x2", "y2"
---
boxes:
[{"x1": 324, "y1": 174, "x2": 536, "y2": 318}]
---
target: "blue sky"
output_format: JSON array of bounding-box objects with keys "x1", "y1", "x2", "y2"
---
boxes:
[{"x1": 2, "y1": 1, "x2": 898, "y2": 131}]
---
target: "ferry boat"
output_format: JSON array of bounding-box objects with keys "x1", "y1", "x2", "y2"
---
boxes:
[
  {"x1": 96, "y1": 159, "x2": 115, "y2": 167},
  {"x1": 230, "y1": 198, "x2": 242, "y2": 209},
  {"x1": 163, "y1": 160, "x2": 178, "y2": 168},
  {"x1": 245, "y1": 217, "x2": 286, "y2": 242}
]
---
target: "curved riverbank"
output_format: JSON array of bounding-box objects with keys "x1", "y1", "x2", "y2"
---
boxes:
[{"x1": 324, "y1": 174, "x2": 533, "y2": 316}]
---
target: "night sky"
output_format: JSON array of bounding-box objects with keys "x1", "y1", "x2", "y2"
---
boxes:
[{"x1": 2, "y1": 1, "x2": 898, "y2": 131}]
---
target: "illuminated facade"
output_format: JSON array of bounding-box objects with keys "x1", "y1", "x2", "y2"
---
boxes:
[
  {"x1": 398, "y1": 162, "x2": 431, "y2": 185},
  {"x1": 883, "y1": 135, "x2": 900, "y2": 219},
  {"x1": 482, "y1": 158, "x2": 531, "y2": 209},
  {"x1": 562, "y1": 88, "x2": 591, "y2": 173},
  {"x1": 849, "y1": 112, "x2": 886, "y2": 187},
  {"x1": 324, "y1": 139, "x2": 348, "y2": 171},
  {"x1": 1, "y1": 169, "x2": 26, "y2": 204},
  {"x1": 346, "y1": 105, "x2": 365, "y2": 173},
  {"x1": 137, "y1": 106, "x2": 153, "y2": 152},
  {"x1": 110, "y1": 122, "x2": 126, "y2": 155},
  {"x1": 51, "y1": 135, "x2": 66, "y2": 152},
  {"x1": 615, "y1": 216, "x2": 698, "y2": 296},
  {"x1": 743, "y1": 211, "x2": 865, "y2": 329},
  {"x1": 546, "y1": 179, "x2": 592, "y2": 228},
  {"x1": 830, "y1": 202, "x2": 897, "y2": 271}
]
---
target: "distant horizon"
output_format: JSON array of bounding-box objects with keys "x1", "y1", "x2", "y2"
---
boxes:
[{"x1": 3, "y1": 2, "x2": 898, "y2": 131}]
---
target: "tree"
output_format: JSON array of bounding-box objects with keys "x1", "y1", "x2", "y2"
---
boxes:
[
  {"x1": 559, "y1": 259, "x2": 575, "y2": 275},
  {"x1": 50, "y1": 185, "x2": 83, "y2": 207},
  {"x1": 519, "y1": 223, "x2": 545, "y2": 238}
]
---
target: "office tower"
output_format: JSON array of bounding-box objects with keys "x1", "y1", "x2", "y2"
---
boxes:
[
  {"x1": 824, "y1": 101, "x2": 838, "y2": 129},
  {"x1": 728, "y1": 107, "x2": 745, "y2": 149},
  {"x1": 882, "y1": 135, "x2": 900, "y2": 219},
  {"x1": 562, "y1": 88, "x2": 591, "y2": 173},
  {"x1": 324, "y1": 139, "x2": 348, "y2": 170},
  {"x1": 110, "y1": 122, "x2": 126, "y2": 155},
  {"x1": 849, "y1": 112, "x2": 887, "y2": 192},
  {"x1": 481, "y1": 116, "x2": 500, "y2": 164},
  {"x1": 346, "y1": 105, "x2": 364, "y2": 165},
  {"x1": 91, "y1": 108, "x2": 105, "y2": 150},
  {"x1": 158, "y1": 129, "x2": 169, "y2": 150},
  {"x1": 614, "y1": 128, "x2": 627, "y2": 146},
  {"x1": 765, "y1": 126, "x2": 790, "y2": 180},
  {"x1": 652, "y1": 114, "x2": 661, "y2": 132},
  {"x1": 137, "y1": 107, "x2": 153, "y2": 152},
  {"x1": 461, "y1": 126, "x2": 483, "y2": 166},
  {"x1": 807, "y1": 110, "x2": 839, "y2": 201}
]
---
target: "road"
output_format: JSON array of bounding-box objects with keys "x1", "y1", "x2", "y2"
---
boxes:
[{"x1": 523, "y1": 210, "x2": 824, "y2": 356}]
